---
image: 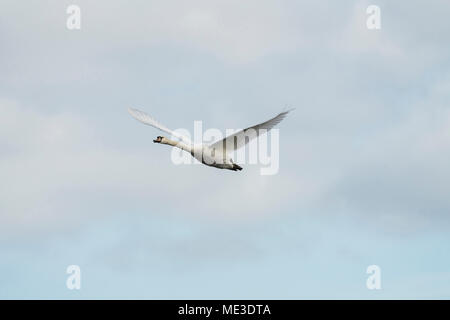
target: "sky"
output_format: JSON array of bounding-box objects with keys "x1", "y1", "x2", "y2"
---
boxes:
[{"x1": 1, "y1": 0, "x2": 450, "y2": 299}]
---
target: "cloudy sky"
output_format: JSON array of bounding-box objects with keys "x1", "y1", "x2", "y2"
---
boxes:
[{"x1": 1, "y1": 0, "x2": 450, "y2": 299}]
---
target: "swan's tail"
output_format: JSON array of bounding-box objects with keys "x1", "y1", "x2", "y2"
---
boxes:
[{"x1": 232, "y1": 164, "x2": 243, "y2": 171}]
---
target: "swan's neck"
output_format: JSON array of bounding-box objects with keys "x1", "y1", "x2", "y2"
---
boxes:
[{"x1": 161, "y1": 138, "x2": 192, "y2": 152}]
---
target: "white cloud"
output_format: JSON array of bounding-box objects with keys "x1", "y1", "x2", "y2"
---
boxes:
[
  {"x1": 0, "y1": 0, "x2": 298, "y2": 66},
  {"x1": 1, "y1": 0, "x2": 450, "y2": 239},
  {"x1": 326, "y1": 85, "x2": 450, "y2": 232},
  {"x1": 0, "y1": 99, "x2": 302, "y2": 237}
]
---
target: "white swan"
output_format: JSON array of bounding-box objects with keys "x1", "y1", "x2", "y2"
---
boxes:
[{"x1": 128, "y1": 107, "x2": 292, "y2": 171}]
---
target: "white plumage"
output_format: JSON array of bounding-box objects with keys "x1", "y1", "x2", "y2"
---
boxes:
[{"x1": 128, "y1": 107, "x2": 292, "y2": 171}]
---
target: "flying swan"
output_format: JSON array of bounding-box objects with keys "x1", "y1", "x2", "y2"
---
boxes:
[{"x1": 128, "y1": 107, "x2": 292, "y2": 171}]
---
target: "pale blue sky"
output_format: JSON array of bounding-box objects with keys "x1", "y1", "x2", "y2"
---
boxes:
[{"x1": 1, "y1": 0, "x2": 450, "y2": 299}]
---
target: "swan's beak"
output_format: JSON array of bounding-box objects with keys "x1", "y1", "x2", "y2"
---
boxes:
[{"x1": 153, "y1": 136, "x2": 163, "y2": 143}]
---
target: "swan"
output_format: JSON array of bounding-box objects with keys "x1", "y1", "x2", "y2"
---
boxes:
[{"x1": 128, "y1": 107, "x2": 292, "y2": 171}]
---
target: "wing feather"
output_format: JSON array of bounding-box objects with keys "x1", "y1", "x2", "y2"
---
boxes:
[
  {"x1": 209, "y1": 109, "x2": 292, "y2": 154},
  {"x1": 128, "y1": 107, "x2": 191, "y2": 143}
]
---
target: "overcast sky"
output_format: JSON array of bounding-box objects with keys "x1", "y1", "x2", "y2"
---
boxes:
[{"x1": 1, "y1": 0, "x2": 450, "y2": 298}]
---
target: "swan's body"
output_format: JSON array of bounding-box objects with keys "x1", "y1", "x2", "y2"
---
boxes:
[{"x1": 128, "y1": 107, "x2": 292, "y2": 171}]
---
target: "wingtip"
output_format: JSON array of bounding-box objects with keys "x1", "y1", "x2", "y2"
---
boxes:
[
  {"x1": 280, "y1": 107, "x2": 295, "y2": 115},
  {"x1": 285, "y1": 107, "x2": 296, "y2": 113},
  {"x1": 128, "y1": 107, "x2": 143, "y2": 118},
  {"x1": 128, "y1": 107, "x2": 144, "y2": 122}
]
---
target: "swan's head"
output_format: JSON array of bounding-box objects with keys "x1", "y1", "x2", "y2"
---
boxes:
[{"x1": 153, "y1": 136, "x2": 164, "y2": 143}]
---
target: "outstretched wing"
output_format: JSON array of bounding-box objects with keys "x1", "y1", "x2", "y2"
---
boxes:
[
  {"x1": 209, "y1": 109, "x2": 292, "y2": 154},
  {"x1": 128, "y1": 107, "x2": 191, "y2": 144}
]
